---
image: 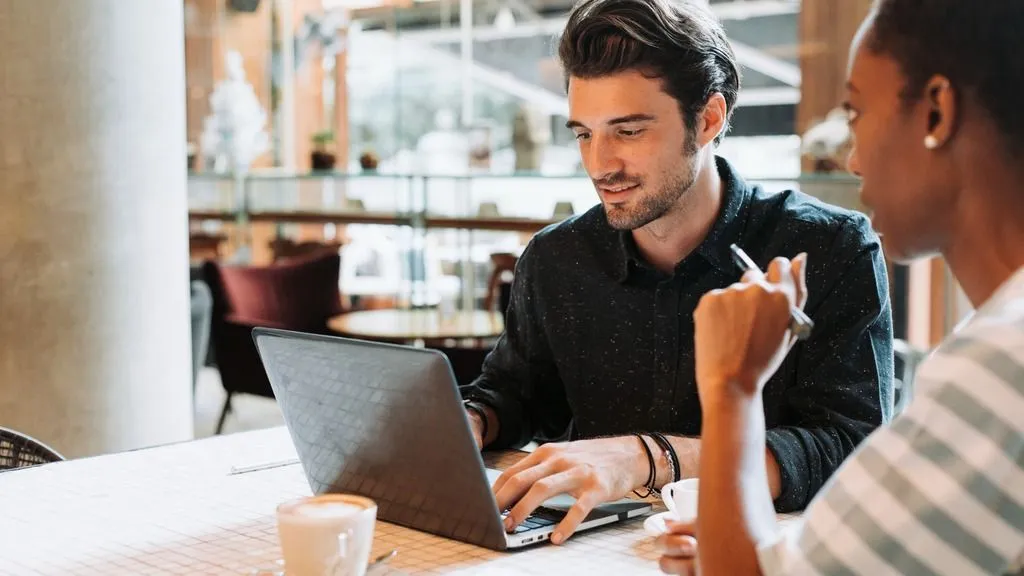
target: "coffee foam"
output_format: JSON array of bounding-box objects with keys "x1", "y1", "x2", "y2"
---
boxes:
[{"x1": 291, "y1": 501, "x2": 365, "y2": 519}]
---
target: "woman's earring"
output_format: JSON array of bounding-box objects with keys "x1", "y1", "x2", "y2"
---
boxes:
[{"x1": 924, "y1": 135, "x2": 940, "y2": 150}]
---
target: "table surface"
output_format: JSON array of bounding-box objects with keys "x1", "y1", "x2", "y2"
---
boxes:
[
  {"x1": 329, "y1": 309, "x2": 505, "y2": 341},
  {"x1": 0, "y1": 427, "x2": 799, "y2": 575}
]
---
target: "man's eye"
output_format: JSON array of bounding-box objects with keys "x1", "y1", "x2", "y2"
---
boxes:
[
  {"x1": 619, "y1": 129, "x2": 644, "y2": 137},
  {"x1": 575, "y1": 133, "x2": 591, "y2": 142}
]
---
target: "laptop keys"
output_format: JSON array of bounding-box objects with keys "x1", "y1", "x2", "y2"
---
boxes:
[{"x1": 511, "y1": 514, "x2": 559, "y2": 534}]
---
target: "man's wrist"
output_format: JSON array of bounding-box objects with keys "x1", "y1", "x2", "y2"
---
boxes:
[
  {"x1": 464, "y1": 399, "x2": 500, "y2": 448},
  {"x1": 463, "y1": 401, "x2": 488, "y2": 439}
]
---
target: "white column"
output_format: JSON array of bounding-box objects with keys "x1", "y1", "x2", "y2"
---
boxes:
[
  {"x1": 0, "y1": 0, "x2": 194, "y2": 457},
  {"x1": 460, "y1": 0, "x2": 475, "y2": 126}
]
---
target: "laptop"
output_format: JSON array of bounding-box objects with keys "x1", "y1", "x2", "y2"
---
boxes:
[{"x1": 251, "y1": 327, "x2": 652, "y2": 551}]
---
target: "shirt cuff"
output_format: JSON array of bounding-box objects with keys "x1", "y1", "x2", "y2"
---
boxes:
[
  {"x1": 459, "y1": 383, "x2": 526, "y2": 450},
  {"x1": 765, "y1": 427, "x2": 811, "y2": 512}
]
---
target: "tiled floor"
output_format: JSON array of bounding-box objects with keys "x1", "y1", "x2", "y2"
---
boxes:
[{"x1": 193, "y1": 368, "x2": 284, "y2": 439}]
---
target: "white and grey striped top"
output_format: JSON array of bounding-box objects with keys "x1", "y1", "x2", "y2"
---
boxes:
[{"x1": 758, "y1": 266, "x2": 1024, "y2": 576}]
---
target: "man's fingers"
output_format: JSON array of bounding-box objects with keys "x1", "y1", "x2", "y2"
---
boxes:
[
  {"x1": 504, "y1": 469, "x2": 578, "y2": 533},
  {"x1": 493, "y1": 459, "x2": 559, "y2": 514},
  {"x1": 658, "y1": 555, "x2": 697, "y2": 576},
  {"x1": 550, "y1": 490, "x2": 602, "y2": 545},
  {"x1": 492, "y1": 449, "x2": 545, "y2": 497}
]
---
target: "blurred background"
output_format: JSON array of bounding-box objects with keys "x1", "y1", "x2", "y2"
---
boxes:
[{"x1": 0, "y1": 0, "x2": 968, "y2": 464}]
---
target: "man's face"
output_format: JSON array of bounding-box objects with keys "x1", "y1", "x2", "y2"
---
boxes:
[
  {"x1": 845, "y1": 26, "x2": 956, "y2": 261},
  {"x1": 567, "y1": 70, "x2": 699, "y2": 231}
]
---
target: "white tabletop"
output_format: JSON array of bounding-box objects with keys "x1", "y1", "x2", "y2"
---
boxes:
[{"x1": 0, "y1": 427, "x2": 673, "y2": 575}]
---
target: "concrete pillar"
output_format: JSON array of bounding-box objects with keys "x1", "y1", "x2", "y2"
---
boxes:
[{"x1": 0, "y1": 1, "x2": 194, "y2": 457}]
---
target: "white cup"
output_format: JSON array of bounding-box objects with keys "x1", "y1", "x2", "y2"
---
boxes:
[
  {"x1": 276, "y1": 494, "x2": 377, "y2": 576},
  {"x1": 661, "y1": 478, "x2": 699, "y2": 522}
]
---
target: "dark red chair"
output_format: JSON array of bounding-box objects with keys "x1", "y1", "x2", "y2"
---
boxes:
[{"x1": 202, "y1": 252, "x2": 344, "y2": 433}]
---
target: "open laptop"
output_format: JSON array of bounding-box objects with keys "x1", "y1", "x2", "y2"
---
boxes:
[{"x1": 252, "y1": 327, "x2": 651, "y2": 550}]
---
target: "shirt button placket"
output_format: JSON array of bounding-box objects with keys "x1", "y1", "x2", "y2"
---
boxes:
[{"x1": 651, "y1": 280, "x2": 678, "y2": 428}]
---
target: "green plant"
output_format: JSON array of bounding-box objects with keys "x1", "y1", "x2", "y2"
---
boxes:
[{"x1": 311, "y1": 130, "x2": 335, "y2": 149}]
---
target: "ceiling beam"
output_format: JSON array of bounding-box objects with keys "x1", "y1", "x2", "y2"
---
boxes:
[{"x1": 730, "y1": 40, "x2": 802, "y2": 86}]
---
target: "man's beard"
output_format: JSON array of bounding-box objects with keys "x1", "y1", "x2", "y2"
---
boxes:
[{"x1": 601, "y1": 148, "x2": 699, "y2": 231}]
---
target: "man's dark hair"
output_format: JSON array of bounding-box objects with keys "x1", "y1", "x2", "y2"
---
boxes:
[
  {"x1": 868, "y1": 0, "x2": 1024, "y2": 152},
  {"x1": 558, "y1": 0, "x2": 741, "y2": 145}
]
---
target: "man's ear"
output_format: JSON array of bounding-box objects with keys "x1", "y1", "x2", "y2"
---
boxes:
[{"x1": 698, "y1": 93, "x2": 728, "y2": 147}]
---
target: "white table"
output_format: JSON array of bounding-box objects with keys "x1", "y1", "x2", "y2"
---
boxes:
[{"x1": 0, "y1": 427, "x2": 670, "y2": 575}]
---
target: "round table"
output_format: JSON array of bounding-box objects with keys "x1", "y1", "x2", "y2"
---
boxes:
[{"x1": 328, "y1": 309, "x2": 504, "y2": 344}]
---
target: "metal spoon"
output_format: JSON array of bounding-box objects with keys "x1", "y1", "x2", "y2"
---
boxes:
[{"x1": 366, "y1": 548, "x2": 398, "y2": 573}]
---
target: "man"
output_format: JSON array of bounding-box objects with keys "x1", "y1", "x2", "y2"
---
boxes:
[
  {"x1": 658, "y1": 0, "x2": 1024, "y2": 574},
  {"x1": 460, "y1": 0, "x2": 894, "y2": 545}
]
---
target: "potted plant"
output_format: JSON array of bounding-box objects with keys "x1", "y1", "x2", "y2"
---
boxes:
[
  {"x1": 359, "y1": 149, "x2": 379, "y2": 172},
  {"x1": 311, "y1": 130, "x2": 337, "y2": 171}
]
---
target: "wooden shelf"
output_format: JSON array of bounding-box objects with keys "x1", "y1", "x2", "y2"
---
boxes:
[
  {"x1": 424, "y1": 216, "x2": 561, "y2": 233},
  {"x1": 188, "y1": 210, "x2": 415, "y2": 227},
  {"x1": 189, "y1": 210, "x2": 561, "y2": 233}
]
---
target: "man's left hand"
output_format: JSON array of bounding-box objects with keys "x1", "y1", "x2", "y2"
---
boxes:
[
  {"x1": 491, "y1": 437, "x2": 647, "y2": 544},
  {"x1": 657, "y1": 520, "x2": 698, "y2": 575}
]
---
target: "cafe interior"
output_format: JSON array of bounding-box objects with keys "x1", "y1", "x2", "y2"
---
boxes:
[{"x1": 0, "y1": 0, "x2": 979, "y2": 574}]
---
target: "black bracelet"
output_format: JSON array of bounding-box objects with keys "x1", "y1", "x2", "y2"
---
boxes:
[
  {"x1": 649, "y1": 432, "x2": 681, "y2": 485},
  {"x1": 632, "y1": 434, "x2": 656, "y2": 498},
  {"x1": 463, "y1": 400, "x2": 489, "y2": 444}
]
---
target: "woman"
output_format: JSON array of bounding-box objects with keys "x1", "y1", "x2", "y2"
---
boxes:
[{"x1": 659, "y1": 0, "x2": 1024, "y2": 574}]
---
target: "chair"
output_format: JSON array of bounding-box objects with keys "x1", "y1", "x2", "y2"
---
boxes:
[
  {"x1": 189, "y1": 232, "x2": 227, "y2": 262},
  {"x1": 484, "y1": 252, "x2": 518, "y2": 313},
  {"x1": 202, "y1": 251, "x2": 344, "y2": 434},
  {"x1": 269, "y1": 237, "x2": 343, "y2": 263},
  {"x1": 893, "y1": 338, "x2": 929, "y2": 416},
  {"x1": 0, "y1": 427, "x2": 64, "y2": 471}
]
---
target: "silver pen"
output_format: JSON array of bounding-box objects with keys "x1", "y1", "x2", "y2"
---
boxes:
[
  {"x1": 228, "y1": 458, "x2": 301, "y2": 476},
  {"x1": 728, "y1": 244, "x2": 814, "y2": 341}
]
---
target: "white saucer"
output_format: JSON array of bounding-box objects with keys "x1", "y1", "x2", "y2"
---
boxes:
[
  {"x1": 645, "y1": 512, "x2": 804, "y2": 537},
  {"x1": 644, "y1": 511, "x2": 682, "y2": 537}
]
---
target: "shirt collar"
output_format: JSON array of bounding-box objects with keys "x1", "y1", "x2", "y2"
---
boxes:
[{"x1": 615, "y1": 156, "x2": 752, "y2": 282}]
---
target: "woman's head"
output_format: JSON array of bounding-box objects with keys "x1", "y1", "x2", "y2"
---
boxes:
[{"x1": 845, "y1": 0, "x2": 1024, "y2": 261}]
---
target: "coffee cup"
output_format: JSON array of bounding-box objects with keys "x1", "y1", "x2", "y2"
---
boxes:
[
  {"x1": 661, "y1": 478, "x2": 698, "y2": 522},
  {"x1": 276, "y1": 494, "x2": 377, "y2": 576}
]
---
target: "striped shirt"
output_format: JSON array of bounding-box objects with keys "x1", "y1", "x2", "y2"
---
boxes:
[{"x1": 758, "y1": 266, "x2": 1024, "y2": 576}]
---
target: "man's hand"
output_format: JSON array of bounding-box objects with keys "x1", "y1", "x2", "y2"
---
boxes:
[
  {"x1": 491, "y1": 437, "x2": 647, "y2": 544},
  {"x1": 693, "y1": 254, "x2": 808, "y2": 399},
  {"x1": 657, "y1": 520, "x2": 698, "y2": 575}
]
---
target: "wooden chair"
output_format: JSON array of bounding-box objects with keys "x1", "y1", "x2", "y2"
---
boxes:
[{"x1": 483, "y1": 253, "x2": 518, "y2": 313}]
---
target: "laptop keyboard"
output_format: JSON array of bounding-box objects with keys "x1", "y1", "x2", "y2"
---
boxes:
[{"x1": 504, "y1": 508, "x2": 565, "y2": 534}]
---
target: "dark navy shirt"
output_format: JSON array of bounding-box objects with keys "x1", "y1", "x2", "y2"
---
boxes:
[{"x1": 461, "y1": 157, "x2": 894, "y2": 512}]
